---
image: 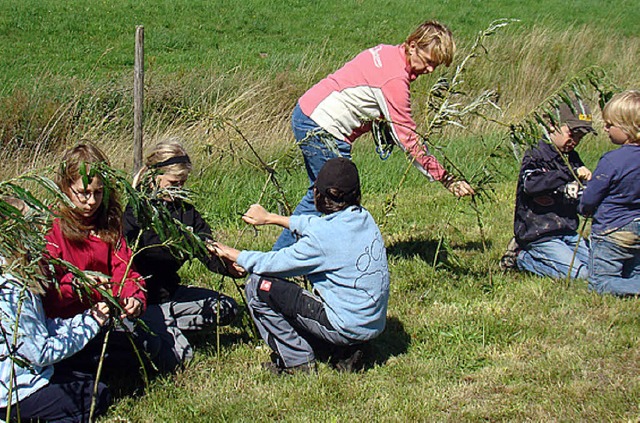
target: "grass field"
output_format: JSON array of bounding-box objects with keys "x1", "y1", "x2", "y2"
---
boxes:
[{"x1": 2, "y1": 0, "x2": 640, "y2": 421}]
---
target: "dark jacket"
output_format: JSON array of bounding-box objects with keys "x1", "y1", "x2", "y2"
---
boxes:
[
  {"x1": 514, "y1": 139, "x2": 585, "y2": 246},
  {"x1": 123, "y1": 200, "x2": 229, "y2": 304}
]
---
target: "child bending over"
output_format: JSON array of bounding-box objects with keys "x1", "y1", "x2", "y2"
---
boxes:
[{"x1": 502, "y1": 99, "x2": 596, "y2": 280}]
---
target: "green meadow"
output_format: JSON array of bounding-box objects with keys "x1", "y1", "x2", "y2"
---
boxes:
[{"x1": 2, "y1": 0, "x2": 640, "y2": 421}]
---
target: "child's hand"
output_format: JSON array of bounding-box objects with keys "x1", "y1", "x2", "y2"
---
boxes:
[
  {"x1": 242, "y1": 204, "x2": 270, "y2": 226},
  {"x1": 212, "y1": 242, "x2": 241, "y2": 262},
  {"x1": 90, "y1": 302, "x2": 111, "y2": 327},
  {"x1": 576, "y1": 166, "x2": 592, "y2": 181},
  {"x1": 448, "y1": 180, "x2": 475, "y2": 197},
  {"x1": 88, "y1": 275, "x2": 111, "y2": 291},
  {"x1": 225, "y1": 258, "x2": 247, "y2": 278},
  {"x1": 564, "y1": 181, "x2": 581, "y2": 199},
  {"x1": 120, "y1": 297, "x2": 143, "y2": 319}
]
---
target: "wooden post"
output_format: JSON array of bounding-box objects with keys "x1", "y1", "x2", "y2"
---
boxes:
[{"x1": 133, "y1": 26, "x2": 144, "y2": 174}]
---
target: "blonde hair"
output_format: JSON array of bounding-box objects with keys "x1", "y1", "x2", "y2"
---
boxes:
[
  {"x1": 56, "y1": 143, "x2": 122, "y2": 247},
  {"x1": 405, "y1": 20, "x2": 455, "y2": 67},
  {"x1": 133, "y1": 138, "x2": 192, "y2": 188},
  {"x1": 603, "y1": 90, "x2": 640, "y2": 143}
]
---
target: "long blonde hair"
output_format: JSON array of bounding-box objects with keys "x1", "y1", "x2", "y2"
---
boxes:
[{"x1": 56, "y1": 143, "x2": 123, "y2": 247}]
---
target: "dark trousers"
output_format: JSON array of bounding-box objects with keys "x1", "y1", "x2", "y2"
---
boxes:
[
  {"x1": 0, "y1": 370, "x2": 110, "y2": 423},
  {"x1": 54, "y1": 329, "x2": 142, "y2": 376},
  {"x1": 245, "y1": 274, "x2": 357, "y2": 368}
]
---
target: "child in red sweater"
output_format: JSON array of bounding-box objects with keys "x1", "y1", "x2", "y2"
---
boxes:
[{"x1": 43, "y1": 143, "x2": 150, "y2": 375}]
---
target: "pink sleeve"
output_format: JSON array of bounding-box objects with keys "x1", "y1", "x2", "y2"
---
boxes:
[
  {"x1": 110, "y1": 236, "x2": 147, "y2": 310},
  {"x1": 382, "y1": 79, "x2": 447, "y2": 181}
]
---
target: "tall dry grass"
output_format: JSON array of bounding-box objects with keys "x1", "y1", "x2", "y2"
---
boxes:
[
  {"x1": 1, "y1": 25, "x2": 638, "y2": 180},
  {"x1": 447, "y1": 24, "x2": 640, "y2": 128}
]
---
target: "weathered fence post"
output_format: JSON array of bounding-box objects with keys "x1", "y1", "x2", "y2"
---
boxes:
[{"x1": 133, "y1": 25, "x2": 144, "y2": 174}]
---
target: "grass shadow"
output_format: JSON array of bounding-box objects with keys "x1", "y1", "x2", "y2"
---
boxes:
[
  {"x1": 386, "y1": 238, "x2": 448, "y2": 265},
  {"x1": 388, "y1": 237, "x2": 492, "y2": 262},
  {"x1": 457, "y1": 240, "x2": 493, "y2": 251},
  {"x1": 300, "y1": 316, "x2": 410, "y2": 373},
  {"x1": 187, "y1": 330, "x2": 251, "y2": 353},
  {"x1": 363, "y1": 315, "x2": 411, "y2": 369},
  {"x1": 386, "y1": 236, "x2": 495, "y2": 279}
]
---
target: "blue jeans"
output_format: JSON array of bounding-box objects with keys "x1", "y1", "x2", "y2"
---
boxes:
[
  {"x1": 589, "y1": 219, "x2": 640, "y2": 296},
  {"x1": 273, "y1": 103, "x2": 352, "y2": 251},
  {"x1": 517, "y1": 233, "x2": 589, "y2": 280}
]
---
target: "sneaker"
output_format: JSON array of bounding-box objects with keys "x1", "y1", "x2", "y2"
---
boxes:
[
  {"x1": 334, "y1": 349, "x2": 364, "y2": 373},
  {"x1": 261, "y1": 353, "x2": 316, "y2": 375},
  {"x1": 281, "y1": 361, "x2": 317, "y2": 375},
  {"x1": 499, "y1": 237, "x2": 520, "y2": 271},
  {"x1": 261, "y1": 360, "x2": 284, "y2": 375}
]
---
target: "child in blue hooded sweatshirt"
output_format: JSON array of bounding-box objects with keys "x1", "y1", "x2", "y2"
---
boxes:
[{"x1": 214, "y1": 158, "x2": 390, "y2": 374}]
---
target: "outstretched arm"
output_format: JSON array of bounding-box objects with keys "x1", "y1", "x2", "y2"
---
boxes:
[
  {"x1": 212, "y1": 242, "x2": 241, "y2": 263},
  {"x1": 242, "y1": 204, "x2": 290, "y2": 228},
  {"x1": 212, "y1": 203, "x2": 290, "y2": 267},
  {"x1": 382, "y1": 79, "x2": 474, "y2": 197}
]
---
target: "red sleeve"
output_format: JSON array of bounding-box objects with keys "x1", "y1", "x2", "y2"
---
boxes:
[
  {"x1": 43, "y1": 223, "x2": 101, "y2": 318},
  {"x1": 110, "y1": 236, "x2": 147, "y2": 311},
  {"x1": 381, "y1": 78, "x2": 447, "y2": 181}
]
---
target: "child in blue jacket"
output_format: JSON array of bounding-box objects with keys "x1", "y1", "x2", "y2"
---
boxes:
[
  {"x1": 214, "y1": 158, "x2": 390, "y2": 374},
  {"x1": 0, "y1": 199, "x2": 111, "y2": 422},
  {"x1": 578, "y1": 90, "x2": 640, "y2": 295}
]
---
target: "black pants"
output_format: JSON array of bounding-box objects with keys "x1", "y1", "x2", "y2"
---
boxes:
[
  {"x1": 54, "y1": 327, "x2": 153, "y2": 378},
  {"x1": 0, "y1": 370, "x2": 110, "y2": 423}
]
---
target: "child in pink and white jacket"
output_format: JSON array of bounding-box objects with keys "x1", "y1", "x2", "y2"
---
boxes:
[{"x1": 273, "y1": 20, "x2": 474, "y2": 250}]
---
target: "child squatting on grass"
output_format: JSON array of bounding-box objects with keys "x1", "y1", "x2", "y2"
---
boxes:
[
  {"x1": 501, "y1": 98, "x2": 597, "y2": 279},
  {"x1": 42, "y1": 143, "x2": 154, "y2": 377},
  {"x1": 214, "y1": 158, "x2": 390, "y2": 374},
  {"x1": 578, "y1": 90, "x2": 640, "y2": 296},
  {"x1": 273, "y1": 19, "x2": 475, "y2": 251},
  {"x1": 0, "y1": 198, "x2": 111, "y2": 422},
  {"x1": 123, "y1": 139, "x2": 242, "y2": 371}
]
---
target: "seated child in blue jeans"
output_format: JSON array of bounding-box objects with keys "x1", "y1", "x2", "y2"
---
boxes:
[
  {"x1": 503, "y1": 98, "x2": 596, "y2": 279},
  {"x1": 578, "y1": 90, "x2": 640, "y2": 295},
  {"x1": 214, "y1": 158, "x2": 390, "y2": 374}
]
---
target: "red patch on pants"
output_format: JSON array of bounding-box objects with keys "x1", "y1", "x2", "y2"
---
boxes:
[{"x1": 259, "y1": 280, "x2": 272, "y2": 291}]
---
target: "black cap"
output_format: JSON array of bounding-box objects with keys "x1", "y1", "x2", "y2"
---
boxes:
[
  {"x1": 557, "y1": 99, "x2": 597, "y2": 135},
  {"x1": 314, "y1": 157, "x2": 360, "y2": 201}
]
